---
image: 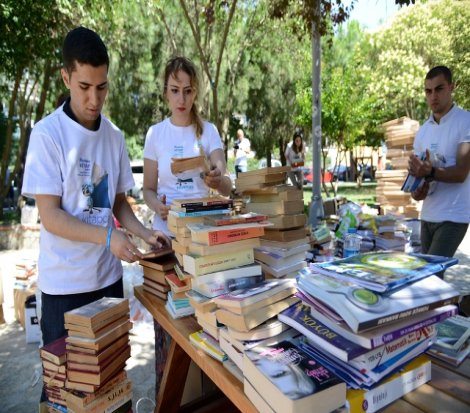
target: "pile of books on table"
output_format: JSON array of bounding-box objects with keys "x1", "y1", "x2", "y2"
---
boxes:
[
  {"x1": 59, "y1": 297, "x2": 133, "y2": 413},
  {"x1": 182, "y1": 207, "x2": 271, "y2": 348},
  {"x1": 285, "y1": 251, "x2": 460, "y2": 412},
  {"x1": 238, "y1": 182, "x2": 309, "y2": 278},
  {"x1": 427, "y1": 314, "x2": 470, "y2": 366},
  {"x1": 138, "y1": 248, "x2": 178, "y2": 302}
]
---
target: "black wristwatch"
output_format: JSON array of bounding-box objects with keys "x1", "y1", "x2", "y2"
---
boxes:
[{"x1": 425, "y1": 166, "x2": 435, "y2": 182}]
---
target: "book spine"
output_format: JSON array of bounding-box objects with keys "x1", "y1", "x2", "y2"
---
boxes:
[
  {"x1": 193, "y1": 274, "x2": 264, "y2": 298},
  {"x1": 183, "y1": 249, "x2": 254, "y2": 276},
  {"x1": 346, "y1": 357, "x2": 431, "y2": 413},
  {"x1": 360, "y1": 296, "x2": 460, "y2": 333},
  {"x1": 351, "y1": 326, "x2": 436, "y2": 372},
  {"x1": 169, "y1": 209, "x2": 231, "y2": 217},
  {"x1": 371, "y1": 305, "x2": 458, "y2": 347},
  {"x1": 203, "y1": 226, "x2": 265, "y2": 246},
  {"x1": 178, "y1": 199, "x2": 233, "y2": 208},
  {"x1": 174, "y1": 203, "x2": 232, "y2": 213}
]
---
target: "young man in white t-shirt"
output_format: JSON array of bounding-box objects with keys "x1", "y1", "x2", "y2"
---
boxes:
[
  {"x1": 408, "y1": 66, "x2": 470, "y2": 276},
  {"x1": 22, "y1": 27, "x2": 170, "y2": 348}
]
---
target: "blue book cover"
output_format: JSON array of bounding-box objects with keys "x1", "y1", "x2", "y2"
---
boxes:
[
  {"x1": 310, "y1": 251, "x2": 458, "y2": 293},
  {"x1": 278, "y1": 303, "x2": 368, "y2": 361}
]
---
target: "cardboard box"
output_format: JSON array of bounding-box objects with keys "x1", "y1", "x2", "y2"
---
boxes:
[
  {"x1": 25, "y1": 295, "x2": 41, "y2": 343},
  {"x1": 14, "y1": 287, "x2": 35, "y2": 329}
]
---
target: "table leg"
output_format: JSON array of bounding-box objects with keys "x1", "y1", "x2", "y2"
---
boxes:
[{"x1": 155, "y1": 339, "x2": 191, "y2": 413}]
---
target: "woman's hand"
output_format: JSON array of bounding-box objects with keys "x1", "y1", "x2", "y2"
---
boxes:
[
  {"x1": 203, "y1": 167, "x2": 223, "y2": 190},
  {"x1": 155, "y1": 194, "x2": 170, "y2": 221}
]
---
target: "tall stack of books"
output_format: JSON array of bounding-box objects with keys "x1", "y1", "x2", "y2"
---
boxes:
[
  {"x1": 376, "y1": 117, "x2": 421, "y2": 218},
  {"x1": 282, "y1": 251, "x2": 460, "y2": 412},
  {"x1": 40, "y1": 336, "x2": 67, "y2": 409},
  {"x1": 139, "y1": 249, "x2": 178, "y2": 301},
  {"x1": 182, "y1": 213, "x2": 270, "y2": 340},
  {"x1": 60, "y1": 297, "x2": 133, "y2": 413},
  {"x1": 239, "y1": 184, "x2": 309, "y2": 278}
]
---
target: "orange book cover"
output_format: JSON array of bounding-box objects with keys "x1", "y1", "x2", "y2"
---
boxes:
[{"x1": 187, "y1": 222, "x2": 265, "y2": 246}]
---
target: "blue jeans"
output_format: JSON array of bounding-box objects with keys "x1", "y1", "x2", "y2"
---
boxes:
[{"x1": 40, "y1": 277, "x2": 124, "y2": 346}]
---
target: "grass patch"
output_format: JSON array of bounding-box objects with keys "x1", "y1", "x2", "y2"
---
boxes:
[{"x1": 303, "y1": 182, "x2": 377, "y2": 206}]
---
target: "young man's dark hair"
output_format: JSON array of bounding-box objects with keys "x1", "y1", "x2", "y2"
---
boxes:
[
  {"x1": 425, "y1": 65, "x2": 452, "y2": 84},
  {"x1": 62, "y1": 26, "x2": 109, "y2": 73}
]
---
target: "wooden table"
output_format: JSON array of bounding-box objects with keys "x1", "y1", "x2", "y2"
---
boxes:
[{"x1": 135, "y1": 286, "x2": 470, "y2": 413}]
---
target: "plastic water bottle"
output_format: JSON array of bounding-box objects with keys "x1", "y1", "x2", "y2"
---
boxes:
[{"x1": 343, "y1": 228, "x2": 362, "y2": 258}]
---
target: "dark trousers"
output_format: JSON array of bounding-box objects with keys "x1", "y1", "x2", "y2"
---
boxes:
[
  {"x1": 421, "y1": 220, "x2": 468, "y2": 278},
  {"x1": 41, "y1": 277, "x2": 124, "y2": 346}
]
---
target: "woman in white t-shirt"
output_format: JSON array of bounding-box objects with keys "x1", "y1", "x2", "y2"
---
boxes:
[
  {"x1": 143, "y1": 56, "x2": 232, "y2": 393},
  {"x1": 285, "y1": 131, "x2": 305, "y2": 189},
  {"x1": 143, "y1": 56, "x2": 232, "y2": 236}
]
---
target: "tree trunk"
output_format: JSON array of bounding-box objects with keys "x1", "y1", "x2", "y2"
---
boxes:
[{"x1": 0, "y1": 68, "x2": 22, "y2": 219}]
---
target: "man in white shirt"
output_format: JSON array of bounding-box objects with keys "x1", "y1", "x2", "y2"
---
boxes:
[
  {"x1": 408, "y1": 66, "x2": 470, "y2": 273},
  {"x1": 234, "y1": 128, "x2": 251, "y2": 177},
  {"x1": 22, "y1": 27, "x2": 169, "y2": 347}
]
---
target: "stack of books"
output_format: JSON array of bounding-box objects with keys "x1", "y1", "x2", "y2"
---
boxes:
[
  {"x1": 284, "y1": 251, "x2": 460, "y2": 412},
  {"x1": 376, "y1": 116, "x2": 421, "y2": 218},
  {"x1": 40, "y1": 336, "x2": 67, "y2": 409},
  {"x1": 182, "y1": 214, "x2": 270, "y2": 337},
  {"x1": 242, "y1": 333, "x2": 346, "y2": 413},
  {"x1": 427, "y1": 315, "x2": 470, "y2": 366},
  {"x1": 60, "y1": 297, "x2": 133, "y2": 413},
  {"x1": 205, "y1": 279, "x2": 298, "y2": 369},
  {"x1": 168, "y1": 196, "x2": 233, "y2": 265},
  {"x1": 234, "y1": 166, "x2": 289, "y2": 193},
  {"x1": 139, "y1": 249, "x2": 178, "y2": 301},
  {"x1": 240, "y1": 184, "x2": 309, "y2": 278},
  {"x1": 372, "y1": 215, "x2": 408, "y2": 251}
]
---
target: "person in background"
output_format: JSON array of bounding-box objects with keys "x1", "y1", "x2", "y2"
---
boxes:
[
  {"x1": 408, "y1": 65, "x2": 470, "y2": 276},
  {"x1": 142, "y1": 56, "x2": 231, "y2": 391},
  {"x1": 234, "y1": 128, "x2": 251, "y2": 177},
  {"x1": 285, "y1": 130, "x2": 305, "y2": 190},
  {"x1": 21, "y1": 27, "x2": 170, "y2": 350}
]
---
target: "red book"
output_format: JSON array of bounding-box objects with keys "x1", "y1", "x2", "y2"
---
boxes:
[{"x1": 40, "y1": 335, "x2": 67, "y2": 365}]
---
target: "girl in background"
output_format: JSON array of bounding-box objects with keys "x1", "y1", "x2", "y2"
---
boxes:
[{"x1": 285, "y1": 130, "x2": 305, "y2": 190}]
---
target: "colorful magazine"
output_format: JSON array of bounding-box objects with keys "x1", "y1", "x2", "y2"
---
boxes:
[
  {"x1": 297, "y1": 267, "x2": 460, "y2": 333},
  {"x1": 309, "y1": 251, "x2": 458, "y2": 293}
]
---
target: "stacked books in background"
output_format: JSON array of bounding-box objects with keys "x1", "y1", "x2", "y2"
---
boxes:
[
  {"x1": 376, "y1": 116, "x2": 421, "y2": 218},
  {"x1": 60, "y1": 297, "x2": 133, "y2": 413},
  {"x1": 239, "y1": 184, "x2": 309, "y2": 278},
  {"x1": 427, "y1": 315, "x2": 470, "y2": 366},
  {"x1": 139, "y1": 249, "x2": 178, "y2": 301},
  {"x1": 234, "y1": 166, "x2": 289, "y2": 193},
  {"x1": 287, "y1": 251, "x2": 460, "y2": 412},
  {"x1": 40, "y1": 336, "x2": 67, "y2": 409},
  {"x1": 372, "y1": 214, "x2": 408, "y2": 251}
]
